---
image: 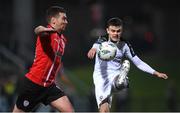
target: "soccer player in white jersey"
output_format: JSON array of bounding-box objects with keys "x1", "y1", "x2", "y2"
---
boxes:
[{"x1": 87, "y1": 17, "x2": 168, "y2": 112}]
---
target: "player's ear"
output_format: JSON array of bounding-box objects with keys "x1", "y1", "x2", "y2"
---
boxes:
[
  {"x1": 106, "y1": 28, "x2": 109, "y2": 34},
  {"x1": 51, "y1": 17, "x2": 56, "y2": 24}
]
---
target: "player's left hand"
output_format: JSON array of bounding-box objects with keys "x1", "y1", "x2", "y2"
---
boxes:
[
  {"x1": 34, "y1": 25, "x2": 55, "y2": 35},
  {"x1": 154, "y1": 71, "x2": 168, "y2": 79}
]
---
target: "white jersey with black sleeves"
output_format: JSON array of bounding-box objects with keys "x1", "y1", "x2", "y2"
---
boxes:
[{"x1": 92, "y1": 35, "x2": 156, "y2": 107}]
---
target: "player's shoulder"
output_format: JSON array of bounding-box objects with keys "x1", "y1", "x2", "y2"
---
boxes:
[
  {"x1": 119, "y1": 38, "x2": 136, "y2": 56},
  {"x1": 120, "y1": 38, "x2": 134, "y2": 47},
  {"x1": 117, "y1": 37, "x2": 129, "y2": 49}
]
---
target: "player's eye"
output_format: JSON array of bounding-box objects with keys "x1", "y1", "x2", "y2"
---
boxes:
[
  {"x1": 116, "y1": 30, "x2": 121, "y2": 33},
  {"x1": 111, "y1": 29, "x2": 115, "y2": 32},
  {"x1": 62, "y1": 16, "x2": 67, "y2": 21}
]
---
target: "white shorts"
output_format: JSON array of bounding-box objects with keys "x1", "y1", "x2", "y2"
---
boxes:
[{"x1": 93, "y1": 70, "x2": 120, "y2": 108}]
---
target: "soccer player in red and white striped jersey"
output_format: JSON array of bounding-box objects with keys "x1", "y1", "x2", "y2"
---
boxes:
[{"x1": 13, "y1": 6, "x2": 74, "y2": 112}]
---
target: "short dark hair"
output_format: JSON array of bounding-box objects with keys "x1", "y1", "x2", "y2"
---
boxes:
[
  {"x1": 46, "y1": 6, "x2": 66, "y2": 23},
  {"x1": 106, "y1": 17, "x2": 123, "y2": 28}
]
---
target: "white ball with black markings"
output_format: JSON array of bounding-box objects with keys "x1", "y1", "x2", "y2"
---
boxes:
[{"x1": 98, "y1": 41, "x2": 117, "y2": 61}]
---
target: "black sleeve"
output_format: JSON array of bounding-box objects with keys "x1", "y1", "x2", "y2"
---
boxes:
[
  {"x1": 125, "y1": 41, "x2": 136, "y2": 57},
  {"x1": 95, "y1": 35, "x2": 108, "y2": 44},
  {"x1": 120, "y1": 38, "x2": 136, "y2": 57}
]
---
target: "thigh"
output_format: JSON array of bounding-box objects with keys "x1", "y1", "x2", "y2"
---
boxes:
[
  {"x1": 50, "y1": 96, "x2": 74, "y2": 112},
  {"x1": 12, "y1": 105, "x2": 24, "y2": 113},
  {"x1": 43, "y1": 84, "x2": 74, "y2": 112},
  {"x1": 42, "y1": 84, "x2": 65, "y2": 105},
  {"x1": 99, "y1": 102, "x2": 110, "y2": 112},
  {"x1": 93, "y1": 71, "x2": 117, "y2": 109},
  {"x1": 94, "y1": 81, "x2": 113, "y2": 108}
]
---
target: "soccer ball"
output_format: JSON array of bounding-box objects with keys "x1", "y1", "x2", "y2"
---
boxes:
[{"x1": 98, "y1": 41, "x2": 117, "y2": 61}]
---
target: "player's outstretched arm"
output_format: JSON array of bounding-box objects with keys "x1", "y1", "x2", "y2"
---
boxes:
[
  {"x1": 153, "y1": 71, "x2": 168, "y2": 79},
  {"x1": 87, "y1": 48, "x2": 97, "y2": 59},
  {"x1": 34, "y1": 25, "x2": 55, "y2": 35}
]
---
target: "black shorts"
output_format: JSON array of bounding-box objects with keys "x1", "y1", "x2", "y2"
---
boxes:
[{"x1": 16, "y1": 76, "x2": 65, "y2": 112}]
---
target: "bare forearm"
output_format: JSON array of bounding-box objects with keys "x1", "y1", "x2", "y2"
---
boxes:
[
  {"x1": 34, "y1": 26, "x2": 44, "y2": 35},
  {"x1": 34, "y1": 25, "x2": 55, "y2": 35}
]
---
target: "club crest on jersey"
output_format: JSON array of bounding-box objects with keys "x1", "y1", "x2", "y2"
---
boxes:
[
  {"x1": 23, "y1": 100, "x2": 29, "y2": 107},
  {"x1": 99, "y1": 96, "x2": 103, "y2": 101}
]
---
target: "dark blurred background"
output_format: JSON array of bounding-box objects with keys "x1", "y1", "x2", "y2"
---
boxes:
[{"x1": 0, "y1": 0, "x2": 180, "y2": 112}]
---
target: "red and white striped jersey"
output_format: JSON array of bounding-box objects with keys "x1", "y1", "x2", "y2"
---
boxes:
[{"x1": 26, "y1": 25, "x2": 67, "y2": 87}]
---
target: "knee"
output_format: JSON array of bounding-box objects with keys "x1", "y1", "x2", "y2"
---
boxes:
[
  {"x1": 12, "y1": 105, "x2": 24, "y2": 112},
  {"x1": 99, "y1": 103, "x2": 110, "y2": 113}
]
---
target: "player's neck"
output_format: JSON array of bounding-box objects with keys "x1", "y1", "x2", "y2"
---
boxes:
[
  {"x1": 109, "y1": 38, "x2": 119, "y2": 44},
  {"x1": 49, "y1": 24, "x2": 62, "y2": 34}
]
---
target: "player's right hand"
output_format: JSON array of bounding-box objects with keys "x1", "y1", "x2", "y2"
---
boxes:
[{"x1": 87, "y1": 48, "x2": 97, "y2": 59}]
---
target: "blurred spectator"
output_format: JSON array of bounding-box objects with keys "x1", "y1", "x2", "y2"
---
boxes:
[
  {"x1": 4, "y1": 75, "x2": 17, "y2": 111},
  {"x1": 0, "y1": 83, "x2": 8, "y2": 111}
]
